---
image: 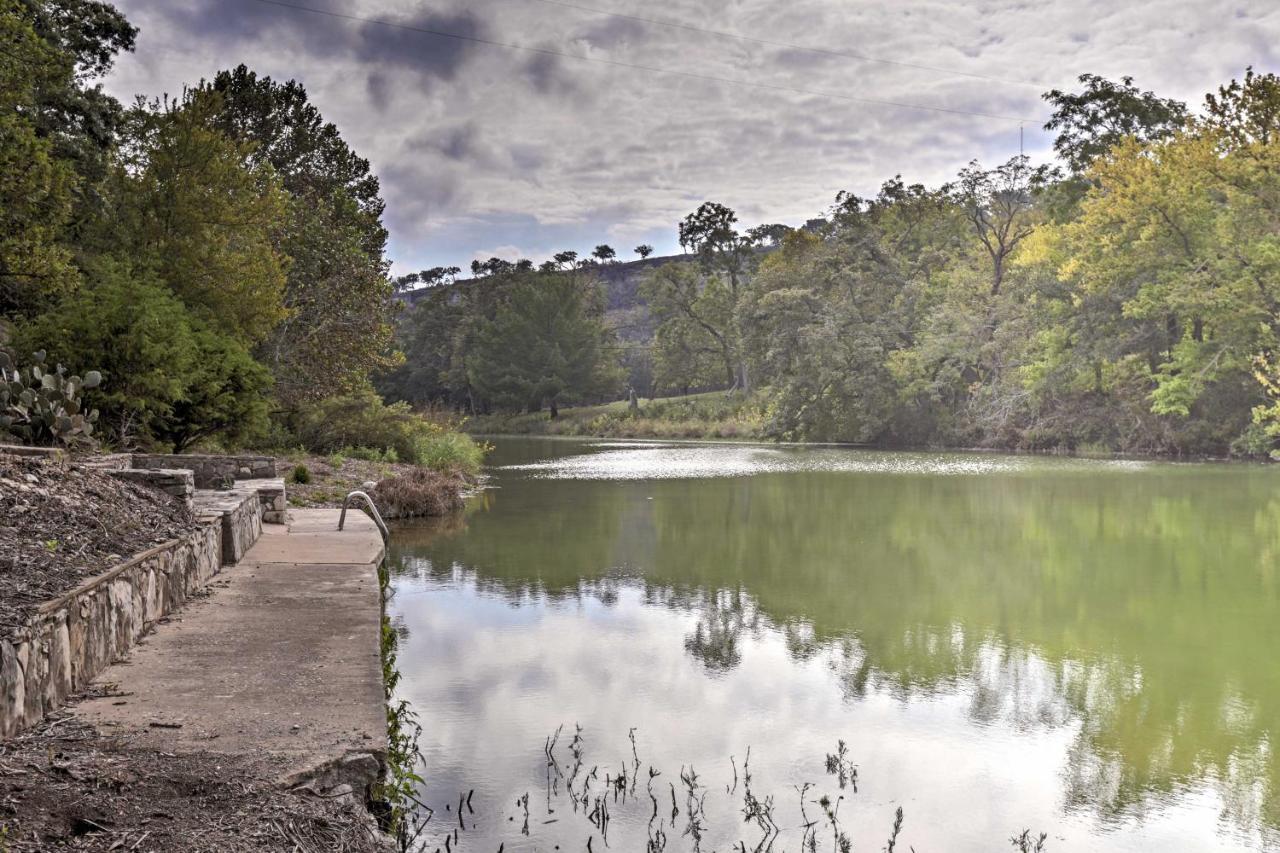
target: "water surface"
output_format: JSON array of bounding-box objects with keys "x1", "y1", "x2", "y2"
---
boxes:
[{"x1": 387, "y1": 437, "x2": 1280, "y2": 852}]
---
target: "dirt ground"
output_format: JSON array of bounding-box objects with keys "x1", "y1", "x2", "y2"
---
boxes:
[
  {"x1": 0, "y1": 454, "x2": 195, "y2": 630},
  {"x1": 0, "y1": 707, "x2": 390, "y2": 853}
]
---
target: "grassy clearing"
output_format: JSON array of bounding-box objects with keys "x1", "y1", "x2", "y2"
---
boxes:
[{"x1": 466, "y1": 390, "x2": 770, "y2": 440}]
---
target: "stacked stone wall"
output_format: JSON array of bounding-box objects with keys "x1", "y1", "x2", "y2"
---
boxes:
[
  {"x1": 0, "y1": 522, "x2": 221, "y2": 738},
  {"x1": 131, "y1": 454, "x2": 276, "y2": 489}
]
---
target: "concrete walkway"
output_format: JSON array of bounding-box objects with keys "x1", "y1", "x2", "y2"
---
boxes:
[{"x1": 73, "y1": 508, "x2": 388, "y2": 788}]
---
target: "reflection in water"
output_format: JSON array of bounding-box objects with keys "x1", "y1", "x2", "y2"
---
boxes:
[{"x1": 387, "y1": 438, "x2": 1280, "y2": 852}]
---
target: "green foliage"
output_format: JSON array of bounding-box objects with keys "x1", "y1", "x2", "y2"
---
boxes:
[
  {"x1": 0, "y1": 348, "x2": 100, "y2": 447},
  {"x1": 342, "y1": 445, "x2": 399, "y2": 464},
  {"x1": 2, "y1": 5, "x2": 411, "y2": 453},
  {"x1": 288, "y1": 463, "x2": 311, "y2": 484},
  {"x1": 203, "y1": 66, "x2": 397, "y2": 406},
  {"x1": 289, "y1": 388, "x2": 484, "y2": 474},
  {"x1": 410, "y1": 429, "x2": 484, "y2": 474},
  {"x1": 15, "y1": 260, "x2": 270, "y2": 449},
  {"x1": 375, "y1": 603, "x2": 424, "y2": 845},
  {"x1": 0, "y1": 0, "x2": 82, "y2": 320},
  {"x1": 1043, "y1": 73, "x2": 1188, "y2": 174},
  {"x1": 104, "y1": 89, "x2": 289, "y2": 345},
  {"x1": 467, "y1": 269, "x2": 622, "y2": 415}
]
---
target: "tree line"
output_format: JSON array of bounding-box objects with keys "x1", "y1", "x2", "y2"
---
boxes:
[
  {"x1": 2, "y1": 0, "x2": 398, "y2": 450},
  {"x1": 389, "y1": 70, "x2": 1280, "y2": 457}
]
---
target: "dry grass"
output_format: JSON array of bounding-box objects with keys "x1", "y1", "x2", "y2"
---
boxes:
[
  {"x1": 280, "y1": 454, "x2": 472, "y2": 519},
  {"x1": 371, "y1": 466, "x2": 468, "y2": 519}
]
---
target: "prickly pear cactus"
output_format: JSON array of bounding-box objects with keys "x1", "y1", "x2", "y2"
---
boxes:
[{"x1": 0, "y1": 350, "x2": 101, "y2": 448}]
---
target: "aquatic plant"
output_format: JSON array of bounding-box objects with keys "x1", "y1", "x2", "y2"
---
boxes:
[
  {"x1": 373, "y1": 561, "x2": 429, "y2": 851},
  {"x1": 825, "y1": 739, "x2": 858, "y2": 791},
  {"x1": 1011, "y1": 828, "x2": 1049, "y2": 852}
]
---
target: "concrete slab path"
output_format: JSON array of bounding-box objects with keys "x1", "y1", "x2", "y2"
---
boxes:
[{"x1": 72, "y1": 508, "x2": 388, "y2": 785}]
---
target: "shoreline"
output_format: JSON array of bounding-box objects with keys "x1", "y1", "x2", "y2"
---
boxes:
[{"x1": 471, "y1": 431, "x2": 1273, "y2": 466}]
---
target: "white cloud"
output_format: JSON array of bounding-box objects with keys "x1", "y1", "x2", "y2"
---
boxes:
[{"x1": 103, "y1": 0, "x2": 1280, "y2": 274}]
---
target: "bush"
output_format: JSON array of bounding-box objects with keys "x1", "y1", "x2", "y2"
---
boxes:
[
  {"x1": 289, "y1": 388, "x2": 485, "y2": 474},
  {"x1": 288, "y1": 463, "x2": 311, "y2": 484},
  {"x1": 412, "y1": 430, "x2": 485, "y2": 474},
  {"x1": 372, "y1": 468, "x2": 466, "y2": 518},
  {"x1": 15, "y1": 260, "x2": 271, "y2": 450},
  {"x1": 344, "y1": 445, "x2": 399, "y2": 463}
]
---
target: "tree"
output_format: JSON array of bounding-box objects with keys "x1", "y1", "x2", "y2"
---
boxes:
[
  {"x1": 105, "y1": 90, "x2": 289, "y2": 345},
  {"x1": 634, "y1": 244, "x2": 653, "y2": 259},
  {"x1": 0, "y1": 0, "x2": 79, "y2": 320},
  {"x1": 472, "y1": 257, "x2": 515, "y2": 277},
  {"x1": 1204, "y1": 66, "x2": 1280, "y2": 147},
  {"x1": 394, "y1": 266, "x2": 460, "y2": 291},
  {"x1": 952, "y1": 156, "x2": 1051, "y2": 297},
  {"x1": 203, "y1": 65, "x2": 397, "y2": 405},
  {"x1": 1043, "y1": 74, "x2": 1188, "y2": 174},
  {"x1": 468, "y1": 270, "x2": 620, "y2": 416},
  {"x1": 642, "y1": 262, "x2": 737, "y2": 390},
  {"x1": 591, "y1": 244, "x2": 617, "y2": 264},
  {"x1": 676, "y1": 202, "x2": 760, "y2": 389},
  {"x1": 15, "y1": 258, "x2": 270, "y2": 448},
  {"x1": 17, "y1": 0, "x2": 136, "y2": 211},
  {"x1": 747, "y1": 223, "x2": 793, "y2": 247},
  {"x1": 1023, "y1": 71, "x2": 1280, "y2": 453}
]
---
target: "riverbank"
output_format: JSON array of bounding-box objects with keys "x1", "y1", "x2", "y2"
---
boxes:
[
  {"x1": 465, "y1": 390, "x2": 770, "y2": 440},
  {"x1": 280, "y1": 452, "x2": 472, "y2": 517},
  {"x1": 465, "y1": 391, "x2": 1268, "y2": 462}
]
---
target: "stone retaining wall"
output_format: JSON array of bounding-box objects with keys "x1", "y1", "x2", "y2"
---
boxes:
[
  {"x1": 0, "y1": 521, "x2": 221, "y2": 739},
  {"x1": 256, "y1": 478, "x2": 288, "y2": 524},
  {"x1": 131, "y1": 454, "x2": 276, "y2": 489},
  {"x1": 195, "y1": 487, "x2": 264, "y2": 565},
  {"x1": 109, "y1": 468, "x2": 195, "y2": 510}
]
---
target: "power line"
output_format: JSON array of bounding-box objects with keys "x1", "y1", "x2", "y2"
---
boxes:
[
  {"x1": 251, "y1": 0, "x2": 1043, "y2": 124},
  {"x1": 528, "y1": 0, "x2": 1047, "y2": 90}
]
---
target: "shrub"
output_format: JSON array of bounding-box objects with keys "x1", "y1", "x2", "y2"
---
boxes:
[
  {"x1": 372, "y1": 468, "x2": 466, "y2": 518},
  {"x1": 412, "y1": 429, "x2": 485, "y2": 474},
  {"x1": 15, "y1": 261, "x2": 270, "y2": 450},
  {"x1": 290, "y1": 388, "x2": 485, "y2": 474},
  {"x1": 289, "y1": 463, "x2": 311, "y2": 484},
  {"x1": 344, "y1": 445, "x2": 399, "y2": 463}
]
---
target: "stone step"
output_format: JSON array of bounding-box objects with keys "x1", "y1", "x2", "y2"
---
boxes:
[{"x1": 192, "y1": 479, "x2": 290, "y2": 565}]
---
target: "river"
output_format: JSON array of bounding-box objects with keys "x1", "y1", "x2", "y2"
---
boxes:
[{"x1": 386, "y1": 436, "x2": 1280, "y2": 852}]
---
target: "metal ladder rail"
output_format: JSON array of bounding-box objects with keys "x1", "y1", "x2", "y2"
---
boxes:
[{"x1": 338, "y1": 490, "x2": 389, "y2": 543}]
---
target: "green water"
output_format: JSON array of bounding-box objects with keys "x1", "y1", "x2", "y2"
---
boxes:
[{"x1": 387, "y1": 437, "x2": 1280, "y2": 852}]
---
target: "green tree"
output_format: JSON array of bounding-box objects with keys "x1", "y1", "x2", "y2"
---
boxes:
[
  {"x1": 203, "y1": 66, "x2": 397, "y2": 404},
  {"x1": 0, "y1": 0, "x2": 79, "y2": 320},
  {"x1": 15, "y1": 259, "x2": 270, "y2": 448},
  {"x1": 18, "y1": 0, "x2": 135, "y2": 217},
  {"x1": 104, "y1": 89, "x2": 290, "y2": 345},
  {"x1": 468, "y1": 270, "x2": 620, "y2": 416},
  {"x1": 1043, "y1": 74, "x2": 1188, "y2": 174},
  {"x1": 642, "y1": 261, "x2": 737, "y2": 391}
]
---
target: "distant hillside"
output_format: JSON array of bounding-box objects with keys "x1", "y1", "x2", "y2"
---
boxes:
[{"x1": 395, "y1": 251, "x2": 692, "y2": 317}]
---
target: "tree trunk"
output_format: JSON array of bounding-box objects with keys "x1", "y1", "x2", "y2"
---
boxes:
[{"x1": 549, "y1": 399, "x2": 559, "y2": 419}]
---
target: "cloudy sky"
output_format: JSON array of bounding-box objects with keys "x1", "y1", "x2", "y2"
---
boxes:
[{"x1": 103, "y1": 0, "x2": 1278, "y2": 274}]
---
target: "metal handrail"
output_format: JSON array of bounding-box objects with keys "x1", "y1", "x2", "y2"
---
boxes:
[{"x1": 338, "y1": 490, "x2": 389, "y2": 543}]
